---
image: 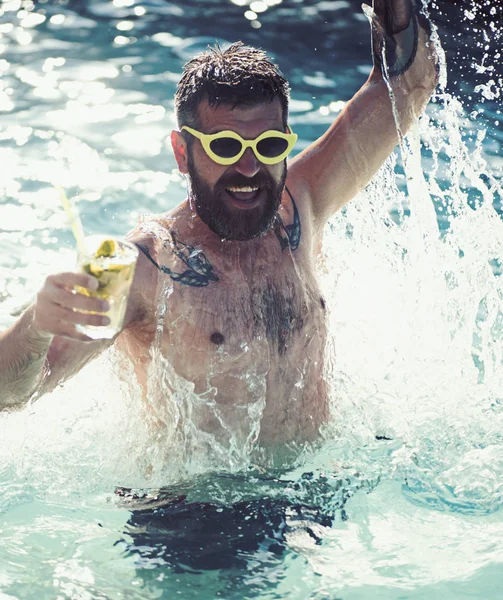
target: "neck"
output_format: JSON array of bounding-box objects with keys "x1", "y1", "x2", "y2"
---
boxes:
[{"x1": 177, "y1": 198, "x2": 279, "y2": 258}]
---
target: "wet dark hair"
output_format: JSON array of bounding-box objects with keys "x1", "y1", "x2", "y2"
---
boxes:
[{"x1": 175, "y1": 42, "x2": 291, "y2": 130}]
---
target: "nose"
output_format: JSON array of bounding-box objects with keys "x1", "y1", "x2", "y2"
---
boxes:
[{"x1": 233, "y1": 147, "x2": 261, "y2": 178}]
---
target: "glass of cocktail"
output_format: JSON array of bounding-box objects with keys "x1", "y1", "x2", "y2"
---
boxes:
[{"x1": 75, "y1": 235, "x2": 138, "y2": 340}]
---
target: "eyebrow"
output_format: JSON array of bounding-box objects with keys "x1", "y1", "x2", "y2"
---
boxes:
[{"x1": 206, "y1": 125, "x2": 284, "y2": 136}]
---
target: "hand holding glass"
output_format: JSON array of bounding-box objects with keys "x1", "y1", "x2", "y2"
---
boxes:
[{"x1": 75, "y1": 236, "x2": 138, "y2": 340}]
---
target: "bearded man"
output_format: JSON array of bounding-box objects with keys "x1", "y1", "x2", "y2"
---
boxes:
[{"x1": 0, "y1": 0, "x2": 439, "y2": 449}]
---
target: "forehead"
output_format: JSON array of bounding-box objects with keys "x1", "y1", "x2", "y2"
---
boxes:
[{"x1": 197, "y1": 98, "x2": 284, "y2": 134}]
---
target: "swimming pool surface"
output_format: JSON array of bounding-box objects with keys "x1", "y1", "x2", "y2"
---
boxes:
[{"x1": 0, "y1": 0, "x2": 502, "y2": 598}]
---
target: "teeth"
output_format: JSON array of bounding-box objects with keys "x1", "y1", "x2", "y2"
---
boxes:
[{"x1": 227, "y1": 186, "x2": 259, "y2": 193}]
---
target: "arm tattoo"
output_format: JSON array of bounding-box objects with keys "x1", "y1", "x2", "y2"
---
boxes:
[
  {"x1": 135, "y1": 241, "x2": 219, "y2": 288},
  {"x1": 274, "y1": 186, "x2": 301, "y2": 252}
]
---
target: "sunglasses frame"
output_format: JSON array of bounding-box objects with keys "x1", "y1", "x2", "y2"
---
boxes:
[{"x1": 181, "y1": 125, "x2": 298, "y2": 166}]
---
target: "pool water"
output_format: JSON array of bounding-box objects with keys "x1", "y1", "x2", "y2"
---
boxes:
[{"x1": 0, "y1": 0, "x2": 502, "y2": 598}]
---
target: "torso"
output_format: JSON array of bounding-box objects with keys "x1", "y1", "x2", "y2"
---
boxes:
[{"x1": 118, "y1": 186, "x2": 328, "y2": 446}]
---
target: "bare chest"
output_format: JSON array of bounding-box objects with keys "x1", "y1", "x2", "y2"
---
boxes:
[
  {"x1": 124, "y1": 217, "x2": 329, "y2": 443},
  {"x1": 160, "y1": 258, "x2": 326, "y2": 383}
]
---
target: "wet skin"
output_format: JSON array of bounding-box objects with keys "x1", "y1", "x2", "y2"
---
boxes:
[
  {"x1": 4, "y1": 21, "x2": 439, "y2": 449},
  {"x1": 117, "y1": 100, "x2": 329, "y2": 445}
]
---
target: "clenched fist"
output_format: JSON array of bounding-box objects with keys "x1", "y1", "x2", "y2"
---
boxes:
[
  {"x1": 363, "y1": 0, "x2": 431, "y2": 78},
  {"x1": 372, "y1": 0, "x2": 413, "y2": 35}
]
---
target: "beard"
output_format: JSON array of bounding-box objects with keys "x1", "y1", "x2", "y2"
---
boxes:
[{"x1": 186, "y1": 151, "x2": 287, "y2": 242}]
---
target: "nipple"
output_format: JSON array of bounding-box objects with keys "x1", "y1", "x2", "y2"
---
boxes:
[{"x1": 210, "y1": 332, "x2": 225, "y2": 346}]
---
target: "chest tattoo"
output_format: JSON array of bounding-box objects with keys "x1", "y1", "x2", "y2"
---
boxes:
[
  {"x1": 135, "y1": 235, "x2": 219, "y2": 288},
  {"x1": 135, "y1": 190, "x2": 306, "y2": 352},
  {"x1": 136, "y1": 188, "x2": 301, "y2": 288}
]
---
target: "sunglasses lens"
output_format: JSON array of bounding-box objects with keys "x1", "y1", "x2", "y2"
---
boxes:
[
  {"x1": 257, "y1": 137, "x2": 289, "y2": 158},
  {"x1": 210, "y1": 138, "x2": 242, "y2": 158}
]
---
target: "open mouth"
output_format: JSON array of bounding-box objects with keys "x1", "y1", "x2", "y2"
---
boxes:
[{"x1": 225, "y1": 185, "x2": 262, "y2": 206}]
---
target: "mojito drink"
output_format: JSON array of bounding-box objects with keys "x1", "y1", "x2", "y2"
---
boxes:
[{"x1": 76, "y1": 236, "x2": 138, "y2": 339}]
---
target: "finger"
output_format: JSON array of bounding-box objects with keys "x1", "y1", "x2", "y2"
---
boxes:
[
  {"x1": 388, "y1": 0, "x2": 412, "y2": 30},
  {"x1": 44, "y1": 304, "x2": 111, "y2": 327},
  {"x1": 32, "y1": 315, "x2": 98, "y2": 343},
  {"x1": 373, "y1": 0, "x2": 412, "y2": 33},
  {"x1": 52, "y1": 324, "x2": 100, "y2": 343},
  {"x1": 46, "y1": 272, "x2": 99, "y2": 292},
  {"x1": 47, "y1": 287, "x2": 109, "y2": 314},
  {"x1": 372, "y1": 0, "x2": 386, "y2": 17},
  {"x1": 37, "y1": 287, "x2": 108, "y2": 318}
]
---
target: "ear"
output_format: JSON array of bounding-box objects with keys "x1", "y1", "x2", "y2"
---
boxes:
[{"x1": 171, "y1": 130, "x2": 189, "y2": 174}]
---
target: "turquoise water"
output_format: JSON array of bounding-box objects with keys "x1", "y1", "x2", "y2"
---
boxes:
[{"x1": 0, "y1": 0, "x2": 502, "y2": 598}]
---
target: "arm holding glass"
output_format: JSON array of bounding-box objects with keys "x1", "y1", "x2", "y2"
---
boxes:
[{"x1": 0, "y1": 237, "x2": 140, "y2": 410}]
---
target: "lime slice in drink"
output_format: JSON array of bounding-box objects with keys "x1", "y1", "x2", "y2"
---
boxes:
[{"x1": 95, "y1": 239, "x2": 117, "y2": 258}]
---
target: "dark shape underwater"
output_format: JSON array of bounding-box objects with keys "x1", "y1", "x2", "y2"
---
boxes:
[{"x1": 117, "y1": 488, "x2": 334, "y2": 572}]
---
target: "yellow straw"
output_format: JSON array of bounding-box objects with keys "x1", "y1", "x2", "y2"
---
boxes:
[{"x1": 57, "y1": 186, "x2": 87, "y2": 255}]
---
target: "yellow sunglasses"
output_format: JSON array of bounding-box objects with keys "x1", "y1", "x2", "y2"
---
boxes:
[{"x1": 181, "y1": 125, "x2": 298, "y2": 166}]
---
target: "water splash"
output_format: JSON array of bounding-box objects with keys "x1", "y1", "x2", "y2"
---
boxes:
[
  {"x1": 0, "y1": 0, "x2": 501, "y2": 518},
  {"x1": 317, "y1": 59, "x2": 502, "y2": 518},
  {"x1": 0, "y1": 3, "x2": 503, "y2": 598},
  {"x1": 141, "y1": 270, "x2": 270, "y2": 481}
]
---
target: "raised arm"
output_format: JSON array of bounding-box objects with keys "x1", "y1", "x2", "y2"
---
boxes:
[{"x1": 289, "y1": 0, "x2": 439, "y2": 227}]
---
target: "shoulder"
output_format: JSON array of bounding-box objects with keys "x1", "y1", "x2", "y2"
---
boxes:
[
  {"x1": 125, "y1": 215, "x2": 171, "y2": 261},
  {"x1": 125, "y1": 204, "x2": 192, "y2": 261},
  {"x1": 122, "y1": 215, "x2": 174, "y2": 327}
]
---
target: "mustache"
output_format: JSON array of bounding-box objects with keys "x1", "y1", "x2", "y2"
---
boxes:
[{"x1": 216, "y1": 173, "x2": 273, "y2": 191}]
